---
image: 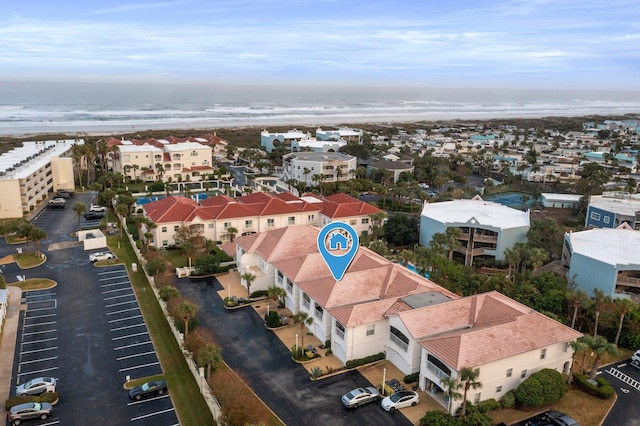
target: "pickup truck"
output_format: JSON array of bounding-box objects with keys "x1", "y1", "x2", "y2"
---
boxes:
[{"x1": 48, "y1": 198, "x2": 66, "y2": 209}]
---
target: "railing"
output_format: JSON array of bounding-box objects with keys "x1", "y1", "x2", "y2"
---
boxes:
[
  {"x1": 617, "y1": 276, "x2": 640, "y2": 288},
  {"x1": 389, "y1": 334, "x2": 408, "y2": 352},
  {"x1": 427, "y1": 361, "x2": 449, "y2": 381},
  {"x1": 335, "y1": 328, "x2": 344, "y2": 340}
]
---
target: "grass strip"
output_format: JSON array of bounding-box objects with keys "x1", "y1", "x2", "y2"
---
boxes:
[{"x1": 108, "y1": 235, "x2": 214, "y2": 426}]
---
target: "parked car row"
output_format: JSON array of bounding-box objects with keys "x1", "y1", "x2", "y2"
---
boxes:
[
  {"x1": 341, "y1": 387, "x2": 419, "y2": 412},
  {"x1": 8, "y1": 377, "x2": 57, "y2": 424}
]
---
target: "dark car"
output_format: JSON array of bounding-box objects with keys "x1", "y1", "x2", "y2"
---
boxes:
[
  {"x1": 8, "y1": 402, "x2": 53, "y2": 424},
  {"x1": 129, "y1": 380, "x2": 168, "y2": 400},
  {"x1": 84, "y1": 211, "x2": 104, "y2": 220},
  {"x1": 55, "y1": 191, "x2": 73, "y2": 199},
  {"x1": 544, "y1": 410, "x2": 580, "y2": 426}
]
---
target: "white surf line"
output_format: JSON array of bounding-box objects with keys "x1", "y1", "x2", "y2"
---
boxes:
[
  {"x1": 106, "y1": 307, "x2": 139, "y2": 316},
  {"x1": 112, "y1": 331, "x2": 148, "y2": 340},
  {"x1": 114, "y1": 340, "x2": 152, "y2": 350},
  {"x1": 110, "y1": 323, "x2": 145, "y2": 332},
  {"x1": 21, "y1": 337, "x2": 57, "y2": 345},
  {"x1": 22, "y1": 329, "x2": 57, "y2": 336},
  {"x1": 104, "y1": 294, "x2": 135, "y2": 301},
  {"x1": 24, "y1": 321, "x2": 57, "y2": 328},
  {"x1": 109, "y1": 314, "x2": 142, "y2": 323},
  {"x1": 131, "y1": 407, "x2": 175, "y2": 421},
  {"x1": 119, "y1": 361, "x2": 160, "y2": 372},
  {"x1": 21, "y1": 347, "x2": 58, "y2": 355},
  {"x1": 117, "y1": 351, "x2": 157, "y2": 361},
  {"x1": 17, "y1": 366, "x2": 58, "y2": 377},
  {"x1": 105, "y1": 300, "x2": 137, "y2": 308},
  {"x1": 19, "y1": 356, "x2": 58, "y2": 365}
]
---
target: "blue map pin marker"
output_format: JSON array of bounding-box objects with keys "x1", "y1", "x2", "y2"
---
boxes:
[{"x1": 317, "y1": 222, "x2": 359, "y2": 281}]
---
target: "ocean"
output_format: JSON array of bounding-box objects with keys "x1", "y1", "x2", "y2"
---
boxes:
[{"x1": 1, "y1": 81, "x2": 639, "y2": 136}]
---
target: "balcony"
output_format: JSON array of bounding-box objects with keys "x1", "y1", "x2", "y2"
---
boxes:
[
  {"x1": 616, "y1": 276, "x2": 640, "y2": 289},
  {"x1": 389, "y1": 334, "x2": 408, "y2": 352},
  {"x1": 427, "y1": 361, "x2": 449, "y2": 381}
]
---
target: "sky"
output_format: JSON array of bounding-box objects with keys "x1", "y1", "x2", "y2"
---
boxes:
[{"x1": 1, "y1": 0, "x2": 639, "y2": 89}]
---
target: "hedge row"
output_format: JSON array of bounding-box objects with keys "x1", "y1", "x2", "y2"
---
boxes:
[
  {"x1": 572, "y1": 373, "x2": 615, "y2": 399},
  {"x1": 345, "y1": 352, "x2": 385, "y2": 369},
  {"x1": 403, "y1": 372, "x2": 419, "y2": 384},
  {"x1": 6, "y1": 391, "x2": 59, "y2": 409}
]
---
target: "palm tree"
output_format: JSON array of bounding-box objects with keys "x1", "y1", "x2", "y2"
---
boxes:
[
  {"x1": 614, "y1": 298, "x2": 634, "y2": 347},
  {"x1": 227, "y1": 226, "x2": 238, "y2": 242},
  {"x1": 399, "y1": 249, "x2": 416, "y2": 267},
  {"x1": 73, "y1": 202, "x2": 87, "y2": 231},
  {"x1": 177, "y1": 301, "x2": 197, "y2": 341},
  {"x1": 569, "y1": 339, "x2": 589, "y2": 382},
  {"x1": 587, "y1": 335, "x2": 618, "y2": 379},
  {"x1": 16, "y1": 220, "x2": 36, "y2": 252},
  {"x1": 267, "y1": 285, "x2": 286, "y2": 308},
  {"x1": 197, "y1": 343, "x2": 222, "y2": 379},
  {"x1": 241, "y1": 272, "x2": 255, "y2": 298},
  {"x1": 291, "y1": 311, "x2": 314, "y2": 351},
  {"x1": 31, "y1": 228, "x2": 47, "y2": 254},
  {"x1": 459, "y1": 367, "x2": 482, "y2": 419},
  {"x1": 440, "y1": 376, "x2": 462, "y2": 415}
]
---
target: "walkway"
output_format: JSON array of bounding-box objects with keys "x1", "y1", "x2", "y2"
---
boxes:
[{"x1": 0, "y1": 286, "x2": 23, "y2": 418}]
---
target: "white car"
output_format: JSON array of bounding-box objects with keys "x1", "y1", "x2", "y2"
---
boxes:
[
  {"x1": 89, "y1": 251, "x2": 115, "y2": 262},
  {"x1": 15, "y1": 377, "x2": 57, "y2": 396},
  {"x1": 89, "y1": 204, "x2": 106, "y2": 212},
  {"x1": 380, "y1": 390, "x2": 419, "y2": 412},
  {"x1": 631, "y1": 350, "x2": 640, "y2": 368}
]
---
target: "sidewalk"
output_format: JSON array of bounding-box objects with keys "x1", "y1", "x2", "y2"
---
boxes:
[
  {"x1": 0, "y1": 285, "x2": 24, "y2": 418},
  {"x1": 216, "y1": 271, "x2": 446, "y2": 425}
]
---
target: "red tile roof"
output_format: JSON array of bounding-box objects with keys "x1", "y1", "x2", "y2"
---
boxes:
[{"x1": 304, "y1": 193, "x2": 384, "y2": 218}]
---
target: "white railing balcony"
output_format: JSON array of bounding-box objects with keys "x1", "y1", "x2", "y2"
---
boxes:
[
  {"x1": 427, "y1": 361, "x2": 449, "y2": 381},
  {"x1": 335, "y1": 328, "x2": 345, "y2": 340},
  {"x1": 302, "y1": 301, "x2": 310, "y2": 309},
  {"x1": 389, "y1": 334, "x2": 408, "y2": 352}
]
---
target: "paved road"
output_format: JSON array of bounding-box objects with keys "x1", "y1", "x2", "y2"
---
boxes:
[
  {"x1": 601, "y1": 361, "x2": 640, "y2": 426},
  {"x1": 174, "y1": 277, "x2": 412, "y2": 426}
]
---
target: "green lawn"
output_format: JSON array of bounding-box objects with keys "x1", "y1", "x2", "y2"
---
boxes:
[{"x1": 107, "y1": 235, "x2": 214, "y2": 426}]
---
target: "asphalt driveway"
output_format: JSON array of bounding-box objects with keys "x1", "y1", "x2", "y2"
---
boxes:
[{"x1": 174, "y1": 277, "x2": 413, "y2": 426}]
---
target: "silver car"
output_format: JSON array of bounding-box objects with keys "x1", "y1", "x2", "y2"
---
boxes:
[
  {"x1": 341, "y1": 387, "x2": 380, "y2": 408},
  {"x1": 8, "y1": 402, "x2": 53, "y2": 424},
  {"x1": 89, "y1": 251, "x2": 115, "y2": 262},
  {"x1": 15, "y1": 377, "x2": 57, "y2": 396}
]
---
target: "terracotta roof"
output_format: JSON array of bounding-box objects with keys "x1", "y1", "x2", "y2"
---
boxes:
[
  {"x1": 404, "y1": 291, "x2": 583, "y2": 370},
  {"x1": 143, "y1": 196, "x2": 198, "y2": 223},
  {"x1": 305, "y1": 193, "x2": 384, "y2": 219}
]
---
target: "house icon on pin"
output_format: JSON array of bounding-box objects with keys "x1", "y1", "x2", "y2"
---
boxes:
[{"x1": 328, "y1": 232, "x2": 349, "y2": 250}]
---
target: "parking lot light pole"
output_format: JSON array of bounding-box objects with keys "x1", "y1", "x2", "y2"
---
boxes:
[{"x1": 382, "y1": 368, "x2": 386, "y2": 396}]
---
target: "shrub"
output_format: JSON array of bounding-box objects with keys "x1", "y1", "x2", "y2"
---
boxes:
[
  {"x1": 420, "y1": 410, "x2": 461, "y2": 425},
  {"x1": 264, "y1": 310, "x2": 281, "y2": 328},
  {"x1": 290, "y1": 345, "x2": 303, "y2": 360},
  {"x1": 515, "y1": 375, "x2": 545, "y2": 406},
  {"x1": 345, "y1": 352, "x2": 385, "y2": 369},
  {"x1": 572, "y1": 373, "x2": 615, "y2": 399},
  {"x1": 477, "y1": 398, "x2": 500, "y2": 413},
  {"x1": 515, "y1": 369, "x2": 567, "y2": 407},
  {"x1": 325, "y1": 348, "x2": 333, "y2": 356},
  {"x1": 309, "y1": 366, "x2": 323, "y2": 379},
  {"x1": 403, "y1": 372, "x2": 419, "y2": 384},
  {"x1": 5, "y1": 391, "x2": 59, "y2": 409},
  {"x1": 324, "y1": 340, "x2": 331, "y2": 349},
  {"x1": 251, "y1": 290, "x2": 268, "y2": 298},
  {"x1": 159, "y1": 285, "x2": 179, "y2": 301},
  {"x1": 500, "y1": 390, "x2": 516, "y2": 408}
]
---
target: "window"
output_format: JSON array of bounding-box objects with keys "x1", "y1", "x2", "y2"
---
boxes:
[
  {"x1": 162, "y1": 240, "x2": 168, "y2": 246},
  {"x1": 496, "y1": 386, "x2": 502, "y2": 393},
  {"x1": 540, "y1": 348, "x2": 547, "y2": 360},
  {"x1": 603, "y1": 216, "x2": 610, "y2": 224},
  {"x1": 258, "y1": 258, "x2": 267, "y2": 271},
  {"x1": 366, "y1": 325, "x2": 375, "y2": 336},
  {"x1": 208, "y1": 223, "x2": 214, "y2": 229},
  {"x1": 224, "y1": 222, "x2": 231, "y2": 230},
  {"x1": 590, "y1": 212, "x2": 601, "y2": 221},
  {"x1": 267, "y1": 218, "x2": 275, "y2": 227},
  {"x1": 362, "y1": 218, "x2": 369, "y2": 224},
  {"x1": 277, "y1": 270, "x2": 284, "y2": 283},
  {"x1": 161, "y1": 227, "x2": 167, "y2": 233},
  {"x1": 245, "y1": 220, "x2": 253, "y2": 229},
  {"x1": 288, "y1": 217, "x2": 295, "y2": 225},
  {"x1": 335, "y1": 321, "x2": 345, "y2": 339},
  {"x1": 314, "y1": 303, "x2": 323, "y2": 320},
  {"x1": 474, "y1": 393, "x2": 481, "y2": 404},
  {"x1": 174, "y1": 225, "x2": 180, "y2": 231},
  {"x1": 286, "y1": 280, "x2": 293, "y2": 294},
  {"x1": 350, "y1": 219, "x2": 357, "y2": 225},
  {"x1": 506, "y1": 368, "x2": 512, "y2": 378},
  {"x1": 302, "y1": 293, "x2": 310, "y2": 309},
  {"x1": 521, "y1": 369, "x2": 527, "y2": 379},
  {"x1": 191, "y1": 150, "x2": 198, "y2": 156},
  {"x1": 474, "y1": 368, "x2": 480, "y2": 377},
  {"x1": 307, "y1": 214, "x2": 315, "y2": 222}
]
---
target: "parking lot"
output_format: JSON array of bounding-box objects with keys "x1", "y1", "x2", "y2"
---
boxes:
[{"x1": 6, "y1": 193, "x2": 178, "y2": 426}]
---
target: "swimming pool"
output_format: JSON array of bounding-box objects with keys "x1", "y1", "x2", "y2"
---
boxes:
[
  {"x1": 135, "y1": 192, "x2": 210, "y2": 205},
  {"x1": 407, "y1": 263, "x2": 430, "y2": 279},
  {"x1": 483, "y1": 192, "x2": 534, "y2": 209}
]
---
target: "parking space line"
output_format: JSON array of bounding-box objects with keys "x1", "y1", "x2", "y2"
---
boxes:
[
  {"x1": 105, "y1": 300, "x2": 137, "y2": 308},
  {"x1": 120, "y1": 362, "x2": 160, "y2": 373},
  {"x1": 100, "y1": 282, "x2": 130, "y2": 288},
  {"x1": 127, "y1": 394, "x2": 169, "y2": 405},
  {"x1": 109, "y1": 314, "x2": 142, "y2": 323},
  {"x1": 104, "y1": 294, "x2": 135, "y2": 302},
  {"x1": 19, "y1": 356, "x2": 58, "y2": 366},
  {"x1": 98, "y1": 275, "x2": 129, "y2": 282},
  {"x1": 131, "y1": 407, "x2": 175, "y2": 421},
  {"x1": 112, "y1": 331, "x2": 148, "y2": 340},
  {"x1": 114, "y1": 341, "x2": 152, "y2": 350},
  {"x1": 25, "y1": 299, "x2": 57, "y2": 306},
  {"x1": 26, "y1": 306, "x2": 57, "y2": 313},
  {"x1": 106, "y1": 307, "x2": 139, "y2": 315},
  {"x1": 21, "y1": 337, "x2": 57, "y2": 345},
  {"x1": 17, "y1": 366, "x2": 58, "y2": 377},
  {"x1": 24, "y1": 321, "x2": 57, "y2": 327},
  {"x1": 25, "y1": 313, "x2": 57, "y2": 320},
  {"x1": 40, "y1": 420, "x2": 60, "y2": 425},
  {"x1": 22, "y1": 329, "x2": 57, "y2": 336},
  {"x1": 110, "y1": 323, "x2": 146, "y2": 332},
  {"x1": 21, "y1": 347, "x2": 58, "y2": 355},
  {"x1": 98, "y1": 270, "x2": 127, "y2": 276},
  {"x1": 117, "y1": 351, "x2": 157, "y2": 361},
  {"x1": 102, "y1": 288, "x2": 133, "y2": 295}
]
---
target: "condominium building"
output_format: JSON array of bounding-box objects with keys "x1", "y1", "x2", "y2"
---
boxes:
[
  {"x1": 282, "y1": 152, "x2": 357, "y2": 186},
  {"x1": 0, "y1": 139, "x2": 82, "y2": 218},
  {"x1": 585, "y1": 192, "x2": 640, "y2": 230}
]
